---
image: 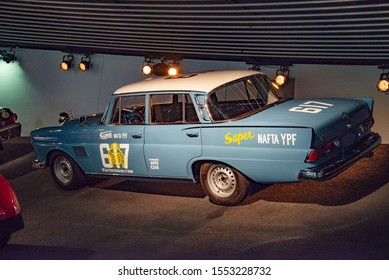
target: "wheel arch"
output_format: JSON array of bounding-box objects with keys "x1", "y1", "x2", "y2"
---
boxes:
[
  {"x1": 191, "y1": 159, "x2": 252, "y2": 183},
  {"x1": 46, "y1": 149, "x2": 86, "y2": 175}
]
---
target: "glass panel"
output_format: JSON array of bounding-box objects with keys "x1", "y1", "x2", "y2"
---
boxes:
[
  {"x1": 110, "y1": 95, "x2": 145, "y2": 125},
  {"x1": 150, "y1": 94, "x2": 199, "y2": 124},
  {"x1": 207, "y1": 74, "x2": 287, "y2": 121}
]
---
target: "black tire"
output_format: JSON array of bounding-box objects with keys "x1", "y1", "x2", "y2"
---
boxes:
[
  {"x1": 200, "y1": 163, "x2": 249, "y2": 206},
  {"x1": 49, "y1": 151, "x2": 86, "y2": 191},
  {"x1": 0, "y1": 234, "x2": 11, "y2": 249}
]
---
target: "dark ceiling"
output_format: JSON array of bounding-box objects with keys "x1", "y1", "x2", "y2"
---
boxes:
[{"x1": 1, "y1": 0, "x2": 389, "y2": 65}]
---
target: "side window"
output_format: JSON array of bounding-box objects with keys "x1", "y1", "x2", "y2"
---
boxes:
[
  {"x1": 150, "y1": 93, "x2": 199, "y2": 124},
  {"x1": 110, "y1": 95, "x2": 145, "y2": 125}
]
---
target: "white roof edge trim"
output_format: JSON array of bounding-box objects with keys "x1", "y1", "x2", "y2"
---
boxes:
[{"x1": 113, "y1": 70, "x2": 262, "y2": 95}]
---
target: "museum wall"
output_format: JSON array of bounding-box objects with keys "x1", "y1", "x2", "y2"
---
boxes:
[{"x1": 0, "y1": 48, "x2": 387, "y2": 143}]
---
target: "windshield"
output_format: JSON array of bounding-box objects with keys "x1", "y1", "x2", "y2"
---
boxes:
[{"x1": 206, "y1": 73, "x2": 288, "y2": 121}]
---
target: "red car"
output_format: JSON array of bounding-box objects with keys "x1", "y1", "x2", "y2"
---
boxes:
[{"x1": 0, "y1": 175, "x2": 24, "y2": 248}]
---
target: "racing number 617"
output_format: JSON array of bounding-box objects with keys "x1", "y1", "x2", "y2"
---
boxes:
[{"x1": 289, "y1": 100, "x2": 333, "y2": 114}]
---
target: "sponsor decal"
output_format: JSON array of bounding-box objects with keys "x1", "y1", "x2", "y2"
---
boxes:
[
  {"x1": 289, "y1": 101, "x2": 333, "y2": 114},
  {"x1": 99, "y1": 131, "x2": 112, "y2": 140},
  {"x1": 99, "y1": 143, "x2": 133, "y2": 173},
  {"x1": 149, "y1": 158, "x2": 160, "y2": 170},
  {"x1": 224, "y1": 131, "x2": 255, "y2": 145},
  {"x1": 224, "y1": 131, "x2": 297, "y2": 146},
  {"x1": 99, "y1": 131, "x2": 128, "y2": 140},
  {"x1": 113, "y1": 133, "x2": 128, "y2": 139},
  {"x1": 257, "y1": 133, "x2": 296, "y2": 146}
]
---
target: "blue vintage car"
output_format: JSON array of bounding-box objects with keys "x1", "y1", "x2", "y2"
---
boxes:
[{"x1": 31, "y1": 70, "x2": 381, "y2": 205}]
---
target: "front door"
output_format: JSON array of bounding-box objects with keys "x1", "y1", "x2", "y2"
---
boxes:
[{"x1": 91, "y1": 94, "x2": 148, "y2": 176}]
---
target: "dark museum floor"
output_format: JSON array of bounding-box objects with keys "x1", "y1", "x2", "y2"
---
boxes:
[{"x1": 0, "y1": 137, "x2": 388, "y2": 260}]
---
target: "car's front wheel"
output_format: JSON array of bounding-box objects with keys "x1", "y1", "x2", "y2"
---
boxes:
[
  {"x1": 200, "y1": 163, "x2": 249, "y2": 206},
  {"x1": 49, "y1": 151, "x2": 86, "y2": 191}
]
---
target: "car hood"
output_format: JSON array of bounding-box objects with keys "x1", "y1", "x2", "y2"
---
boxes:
[
  {"x1": 62, "y1": 113, "x2": 103, "y2": 126},
  {"x1": 242, "y1": 98, "x2": 372, "y2": 141}
]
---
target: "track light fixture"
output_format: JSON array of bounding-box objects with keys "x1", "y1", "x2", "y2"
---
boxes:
[
  {"x1": 153, "y1": 62, "x2": 169, "y2": 76},
  {"x1": 167, "y1": 61, "x2": 181, "y2": 76},
  {"x1": 248, "y1": 64, "x2": 261, "y2": 71},
  {"x1": 142, "y1": 64, "x2": 153, "y2": 75},
  {"x1": 78, "y1": 55, "x2": 91, "y2": 71},
  {"x1": 377, "y1": 72, "x2": 389, "y2": 93},
  {"x1": 141, "y1": 57, "x2": 181, "y2": 76},
  {"x1": 141, "y1": 57, "x2": 153, "y2": 75},
  {"x1": 60, "y1": 54, "x2": 73, "y2": 71},
  {"x1": 377, "y1": 65, "x2": 389, "y2": 93},
  {"x1": 1, "y1": 49, "x2": 16, "y2": 64},
  {"x1": 274, "y1": 65, "x2": 290, "y2": 87},
  {"x1": 245, "y1": 59, "x2": 261, "y2": 72}
]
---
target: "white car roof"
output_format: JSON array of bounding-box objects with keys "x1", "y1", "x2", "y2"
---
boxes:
[{"x1": 113, "y1": 70, "x2": 262, "y2": 95}]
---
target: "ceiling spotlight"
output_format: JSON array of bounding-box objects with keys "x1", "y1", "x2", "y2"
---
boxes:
[
  {"x1": 167, "y1": 62, "x2": 181, "y2": 76},
  {"x1": 141, "y1": 58, "x2": 153, "y2": 75},
  {"x1": 1, "y1": 49, "x2": 16, "y2": 64},
  {"x1": 78, "y1": 56, "x2": 91, "y2": 71},
  {"x1": 142, "y1": 64, "x2": 153, "y2": 75},
  {"x1": 60, "y1": 54, "x2": 73, "y2": 71},
  {"x1": 376, "y1": 72, "x2": 389, "y2": 93},
  {"x1": 274, "y1": 65, "x2": 290, "y2": 86},
  {"x1": 141, "y1": 57, "x2": 181, "y2": 76}
]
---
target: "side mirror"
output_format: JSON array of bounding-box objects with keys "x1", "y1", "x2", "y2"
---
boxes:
[
  {"x1": 79, "y1": 116, "x2": 87, "y2": 125},
  {"x1": 58, "y1": 112, "x2": 70, "y2": 124}
]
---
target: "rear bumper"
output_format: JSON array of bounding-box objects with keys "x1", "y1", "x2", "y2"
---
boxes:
[
  {"x1": 299, "y1": 132, "x2": 381, "y2": 181},
  {"x1": 0, "y1": 214, "x2": 24, "y2": 236},
  {"x1": 0, "y1": 123, "x2": 21, "y2": 141}
]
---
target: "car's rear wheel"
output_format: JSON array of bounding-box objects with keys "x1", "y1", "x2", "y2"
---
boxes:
[
  {"x1": 0, "y1": 234, "x2": 11, "y2": 249},
  {"x1": 200, "y1": 163, "x2": 249, "y2": 206},
  {"x1": 49, "y1": 151, "x2": 86, "y2": 190}
]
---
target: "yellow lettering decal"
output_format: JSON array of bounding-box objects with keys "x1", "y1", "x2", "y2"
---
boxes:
[
  {"x1": 224, "y1": 132, "x2": 233, "y2": 144},
  {"x1": 224, "y1": 131, "x2": 255, "y2": 145}
]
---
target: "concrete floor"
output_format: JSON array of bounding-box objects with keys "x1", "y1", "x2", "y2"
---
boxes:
[{"x1": 0, "y1": 137, "x2": 388, "y2": 260}]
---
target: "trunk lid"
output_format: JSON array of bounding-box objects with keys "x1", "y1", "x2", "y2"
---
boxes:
[{"x1": 243, "y1": 98, "x2": 373, "y2": 145}]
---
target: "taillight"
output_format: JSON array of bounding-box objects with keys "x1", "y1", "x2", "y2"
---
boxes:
[
  {"x1": 305, "y1": 140, "x2": 336, "y2": 162},
  {"x1": 9, "y1": 188, "x2": 22, "y2": 215}
]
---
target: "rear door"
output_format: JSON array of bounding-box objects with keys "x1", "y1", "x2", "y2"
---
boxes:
[{"x1": 144, "y1": 93, "x2": 202, "y2": 178}]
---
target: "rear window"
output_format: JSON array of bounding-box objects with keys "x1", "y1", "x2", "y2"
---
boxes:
[{"x1": 206, "y1": 74, "x2": 287, "y2": 121}]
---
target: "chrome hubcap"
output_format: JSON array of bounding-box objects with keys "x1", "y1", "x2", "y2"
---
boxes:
[
  {"x1": 207, "y1": 165, "x2": 236, "y2": 198},
  {"x1": 54, "y1": 157, "x2": 73, "y2": 184}
]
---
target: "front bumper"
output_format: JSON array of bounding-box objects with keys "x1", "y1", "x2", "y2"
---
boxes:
[
  {"x1": 299, "y1": 132, "x2": 381, "y2": 181},
  {"x1": 32, "y1": 159, "x2": 47, "y2": 169}
]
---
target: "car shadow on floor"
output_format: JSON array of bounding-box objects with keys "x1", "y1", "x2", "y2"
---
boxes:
[
  {"x1": 0, "y1": 244, "x2": 95, "y2": 260},
  {"x1": 245, "y1": 144, "x2": 389, "y2": 206},
  {"x1": 91, "y1": 177, "x2": 207, "y2": 199}
]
